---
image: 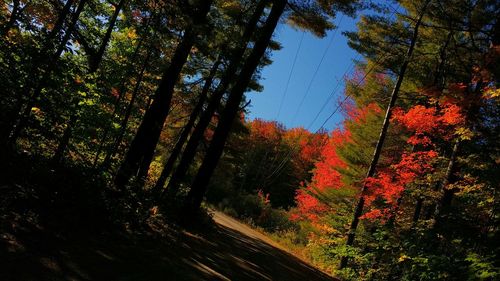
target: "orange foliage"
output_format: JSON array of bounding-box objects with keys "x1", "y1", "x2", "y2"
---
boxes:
[
  {"x1": 292, "y1": 104, "x2": 383, "y2": 222},
  {"x1": 284, "y1": 127, "x2": 328, "y2": 167},
  {"x1": 361, "y1": 150, "x2": 438, "y2": 220},
  {"x1": 392, "y1": 101, "x2": 465, "y2": 146},
  {"x1": 290, "y1": 188, "x2": 328, "y2": 222},
  {"x1": 249, "y1": 119, "x2": 284, "y2": 143},
  {"x1": 347, "y1": 102, "x2": 382, "y2": 123},
  {"x1": 311, "y1": 129, "x2": 349, "y2": 192}
]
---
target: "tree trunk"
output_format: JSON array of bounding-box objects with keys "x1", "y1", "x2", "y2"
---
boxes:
[
  {"x1": 431, "y1": 133, "x2": 461, "y2": 228},
  {"x1": 92, "y1": 37, "x2": 145, "y2": 167},
  {"x1": 7, "y1": 0, "x2": 87, "y2": 145},
  {"x1": 53, "y1": 0, "x2": 88, "y2": 61},
  {"x1": 433, "y1": 76, "x2": 482, "y2": 227},
  {"x1": 2, "y1": 0, "x2": 20, "y2": 36},
  {"x1": 164, "y1": 0, "x2": 269, "y2": 199},
  {"x1": 411, "y1": 31, "x2": 453, "y2": 226},
  {"x1": 91, "y1": 13, "x2": 159, "y2": 165},
  {"x1": 114, "y1": 0, "x2": 213, "y2": 190},
  {"x1": 53, "y1": 0, "x2": 126, "y2": 164},
  {"x1": 0, "y1": 0, "x2": 75, "y2": 142},
  {"x1": 152, "y1": 58, "x2": 221, "y2": 194},
  {"x1": 183, "y1": 0, "x2": 287, "y2": 214},
  {"x1": 52, "y1": 113, "x2": 78, "y2": 164},
  {"x1": 89, "y1": 0, "x2": 126, "y2": 73},
  {"x1": 386, "y1": 196, "x2": 403, "y2": 228},
  {"x1": 412, "y1": 197, "x2": 424, "y2": 224},
  {"x1": 101, "y1": 49, "x2": 152, "y2": 171},
  {"x1": 339, "y1": 1, "x2": 429, "y2": 269},
  {"x1": 48, "y1": 0, "x2": 76, "y2": 41}
]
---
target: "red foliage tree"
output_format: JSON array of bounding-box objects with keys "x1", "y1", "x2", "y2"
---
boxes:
[{"x1": 360, "y1": 96, "x2": 466, "y2": 220}]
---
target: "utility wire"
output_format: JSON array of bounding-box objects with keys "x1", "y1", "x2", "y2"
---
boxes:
[
  {"x1": 306, "y1": 54, "x2": 360, "y2": 130},
  {"x1": 290, "y1": 14, "x2": 345, "y2": 126},
  {"x1": 276, "y1": 31, "x2": 305, "y2": 119},
  {"x1": 261, "y1": 15, "x2": 345, "y2": 187},
  {"x1": 264, "y1": 52, "x2": 392, "y2": 183},
  {"x1": 263, "y1": 4, "x2": 403, "y2": 188},
  {"x1": 251, "y1": 31, "x2": 306, "y2": 191}
]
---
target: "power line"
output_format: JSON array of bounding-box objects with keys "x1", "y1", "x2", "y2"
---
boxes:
[
  {"x1": 261, "y1": 15, "x2": 346, "y2": 186},
  {"x1": 263, "y1": 4, "x2": 403, "y2": 186},
  {"x1": 306, "y1": 54, "x2": 360, "y2": 130},
  {"x1": 316, "y1": 53, "x2": 390, "y2": 130},
  {"x1": 276, "y1": 31, "x2": 305, "y2": 119},
  {"x1": 264, "y1": 52, "x2": 392, "y2": 183},
  {"x1": 249, "y1": 31, "x2": 306, "y2": 190},
  {"x1": 290, "y1": 14, "x2": 345, "y2": 126},
  {"x1": 305, "y1": 2, "x2": 403, "y2": 131}
]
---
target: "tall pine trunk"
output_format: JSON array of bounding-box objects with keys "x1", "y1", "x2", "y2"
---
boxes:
[
  {"x1": 114, "y1": 1, "x2": 213, "y2": 190},
  {"x1": 412, "y1": 197, "x2": 424, "y2": 225},
  {"x1": 92, "y1": 38, "x2": 145, "y2": 167},
  {"x1": 433, "y1": 79, "x2": 482, "y2": 227},
  {"x1": 49, "y1": 0, "x2": 76, "y2": 41},
  {"x1": 1, "y1": 0, "x2": 75, "y2": 142},
  {"x1": 92, "y1": 15, "x2": 159, "y2": 167},
  {"x1": 152, "y1": 58, "x2": 221, "y2": 194},
  {"x1": 339, "y1": 1, "x2": 429, "y2": 269},
  {"x1": 2, "y1": 0, "x2": 20, "y2": 36},
  {"x1": 52, "y1": 113, "x2": 78, "y2": 164},
  {"x1": 7, "y1": 0, "x2": 87, "y2": 145},
  {"x1": 412, "y1": 30, "x2": 454, "y2": 225},
  {"x1": 89, "y1": 0, "x2": 126, "y2": 73},
  {"x1": 164, "y1": 0, "x2": 268, "y2": 199},
  {"x1": 101, "y1": 49, "x2": 153, "y2": 171},
  {"x1": 52, "y1": 0, "x2": 126, "y2": 164},
  {"x1": 183, "y1": 0, "x2": 287, "y2": 214}
]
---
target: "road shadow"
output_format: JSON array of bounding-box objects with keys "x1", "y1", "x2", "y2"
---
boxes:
[{"x1": 0, "y1": 217, "x2": 336, "y2": 281}]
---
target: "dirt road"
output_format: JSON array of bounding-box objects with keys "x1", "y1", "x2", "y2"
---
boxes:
[
  {"x1": 212, "y1": 211, "x2": 303, "y2": 257},
  {"x1": 1, "y1": 211, "x2": 337, "y2": 281}
]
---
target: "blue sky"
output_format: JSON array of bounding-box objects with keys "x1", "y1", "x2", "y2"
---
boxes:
[{"x1": 246, "y1": 14, "x2": 360, "y2": 132}]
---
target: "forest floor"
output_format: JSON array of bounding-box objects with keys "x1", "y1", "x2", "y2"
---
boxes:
[{"x1": 0, "y1": 207, "x2": 336, "y2": 281}]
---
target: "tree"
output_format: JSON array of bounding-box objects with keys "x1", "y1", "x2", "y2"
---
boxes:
[
  {"x1": 6, "y1": 0, "x2": 89, "y2": 145},
  {"x1": 163, "y1": 0, "x2": 270, "y2": 199},
  {"x1": 114, "y1": 0, "x2": 213, "y2": 190},
  {"x1": 339, "y1": 0, "x2": 429, "y2": 268},
  {"x1": 183, "y1": 0, "x2": 289, "y2": 214},
  {"x1": 179, "y1": 0, "x2": 361, "y2": 213},
  {"x1": 152, "y1": 57, "x2": 222, "y2": 194},
  {"x1": 51, "y1": 0, "x2": 128, "y2": 164}
]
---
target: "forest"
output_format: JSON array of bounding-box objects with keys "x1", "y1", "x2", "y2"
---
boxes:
[{"x1": 0, "y1": 0, "x2": 499, "y2": 280}]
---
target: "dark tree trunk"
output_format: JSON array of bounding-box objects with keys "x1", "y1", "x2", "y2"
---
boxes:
[
  {"x1": 0, "y1": 0, "x2": 75, "y2": 142},
  {"x1": 411, "y1": 31, "x2": 453, "y2": 226},
  {"x1": 52, "y1": 113, "x2": 78, "y2": 164},
  {"x1": 91, "y1": 14, "x2": 160, "y2": 164},
  {"x1": 114, "y1": 1, "x2": 213, "y2": 190},
  {"x1": 163, "y1": 83, "x2": 225, "y2": 198},
  {"x1": 2, "y1": 0, "x2": 20, "y2": 36},
  {"x1": 386, "y1": 196, "x2": 403, "y2": 228},
  {"x1": 48, "y1": 0, "x2": 76, "y2": 40},
  {"x1": 431, "y1": 136, "x2": 461, "y2": 228},
  {"x1": 53, "y1": 0, "x2": 126, "y2": 164},
  {"x1": 7, "y1": 0, "x2": 87, "y2": 145},
  {"x1": 53, "y1": 0, "x2": 88, "y2": 61},
  {"x1": 339, "y1": 1, "x2": 429, "y2": 269},
  {"x1": 164, "y1": 0, "x2": 269, "y2": 199},
  {"x1": 412, "y1": 197, "x2": 424, "y2": 224},
  {"x1": 89, "y1": 0, "x2": 126, "y2": 73},
  {"x1": 433, "y1": 76, "x2": 482, "y2": 228},
  {"x1": 92, "y1": 38, "x2": 146, "y2": 167},
  {"x1": 183, "y1": 0, "x2": 287, "y2": 214},
  {"x1": 101, "y1": 49, "x2": 153, "y2": 171},
  {"x1": 152, "y1": 58, "x2": 221, "y2": 194}
]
